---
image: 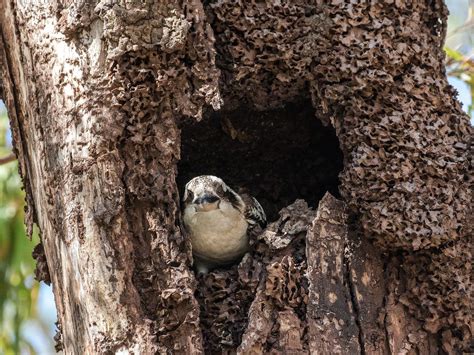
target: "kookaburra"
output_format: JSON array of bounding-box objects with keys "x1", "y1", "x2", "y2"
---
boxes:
[{"x1": 182, "y1": 175, "x2": 266, "y2": 273}]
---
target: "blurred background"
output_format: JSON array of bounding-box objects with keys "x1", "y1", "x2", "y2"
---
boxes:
[{"x1": 0, "y1": 1, "x2": 473, "y2": 354}]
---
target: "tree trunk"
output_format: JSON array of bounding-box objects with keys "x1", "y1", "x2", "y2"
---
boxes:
[{"x1": 0, "y1": 1, "x2": 471, "y2": 354}]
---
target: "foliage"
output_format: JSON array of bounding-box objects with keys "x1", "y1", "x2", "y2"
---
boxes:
[
  {"x1": 445, "y1": 48, "x2": 474, "y2": 117},
  {"x1": 0, "y1": 109, "x2": 51, "y2": 354},
  {"x1": 445, "y1": 1, "x2": 474, "y2": 118}
]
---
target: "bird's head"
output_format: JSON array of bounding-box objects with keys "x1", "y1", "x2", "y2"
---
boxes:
[{"x1": 183, "y1": 175, "x2": 243, "y2": 212}]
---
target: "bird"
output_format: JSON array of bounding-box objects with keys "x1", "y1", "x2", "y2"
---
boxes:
[{"x1": 182, "y1": 175, "x2": 266, "y2": 274}]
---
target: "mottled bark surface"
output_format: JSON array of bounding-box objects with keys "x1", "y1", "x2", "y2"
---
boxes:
[
  {"x1": 0, "y1": 0, "x2": 219, "y2": 352},
  {"x1": 0, "y1": 0, "x2": 472, "y2": 354}
]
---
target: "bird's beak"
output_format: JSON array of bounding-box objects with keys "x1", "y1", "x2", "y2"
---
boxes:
[{"x1": 194, "y1": 194, "x2": 220, "y2": 212}]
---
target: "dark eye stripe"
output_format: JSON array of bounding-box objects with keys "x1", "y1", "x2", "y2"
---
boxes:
[
  {"x1": 216, "y1": 184, "x2": 225, "y2": 196},
  {"x1": 224, "y1": 189, "x2": 244, "y2": 211},
  {"x1": 186, "y1": 190, "x2": 194, "y2": 203}
]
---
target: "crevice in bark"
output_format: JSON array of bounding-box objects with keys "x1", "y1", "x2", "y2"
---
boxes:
[
  {"x1": 382, "y1": 257, "x2": 392, "y2": 355},
  {"x1": 54, "y1": 321, "x2": 63, "y2": 352},
  {"x1": 32, "y1": 242, "x2": 51, "y2": 285},
  {"x1": 345, "y1": 250, "x2": 366, "y2": 355}
]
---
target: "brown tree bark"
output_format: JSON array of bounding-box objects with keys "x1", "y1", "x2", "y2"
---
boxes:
[{"x1": 0, "y1": 1, "x2": 471, "y2": 354}]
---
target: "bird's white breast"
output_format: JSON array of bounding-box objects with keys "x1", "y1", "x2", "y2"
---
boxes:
[{"x1": 183, "y1": 200, "x2": 249, "y2": 264}]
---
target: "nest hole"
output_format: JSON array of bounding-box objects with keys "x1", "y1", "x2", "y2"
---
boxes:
[
  {"x1": 177, "y1": 100, "x2": 343, "y2": 221},
  {"x1": 178, "y1": 100, "x2": 343, "y2": 352}
]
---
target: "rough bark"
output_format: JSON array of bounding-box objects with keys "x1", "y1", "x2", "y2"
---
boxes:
[
  {"x1": 306, "y1": 195, "x2": 361, "y2": 354},
  {"x1": 0, "y1": 0, "x2": 471, "y2": 354},
  {"x1": 0, "y1": 0, "x2": 219, "y2": 352}
]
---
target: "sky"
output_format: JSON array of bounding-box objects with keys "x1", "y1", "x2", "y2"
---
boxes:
[{"x1": 0, "y1": 1, "x2": 472, "y2": 353}]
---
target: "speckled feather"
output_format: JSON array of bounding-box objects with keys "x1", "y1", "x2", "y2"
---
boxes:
[
  {"x1": 183, "y1": 175, "x2": 266, "y2": 228},
  {"x1": 240, "y1": 193, "x2": 266, "y2": 229},
  {"x1": 182, "y1": 176, "x2": 266, "y2": 272}
]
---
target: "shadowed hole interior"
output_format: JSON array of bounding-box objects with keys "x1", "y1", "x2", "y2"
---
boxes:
[{"x1": 177, "y1": 100, "x2": 343, "y2": 221}]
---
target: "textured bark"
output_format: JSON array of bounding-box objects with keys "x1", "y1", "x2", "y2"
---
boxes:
[
  {"x1": 306, "y1": 195, "x2": 361, "y2": 354},
  {"x1": 0, "y1": 0, "x2": 218, "y2": 352},
  {"x1": 0, "y1": 0, "x2": 472, "y2": 354}
]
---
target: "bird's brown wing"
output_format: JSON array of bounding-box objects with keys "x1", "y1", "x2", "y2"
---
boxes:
[{"x1": 241, "y1": 193, "x2": 267, "y2": 229}]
